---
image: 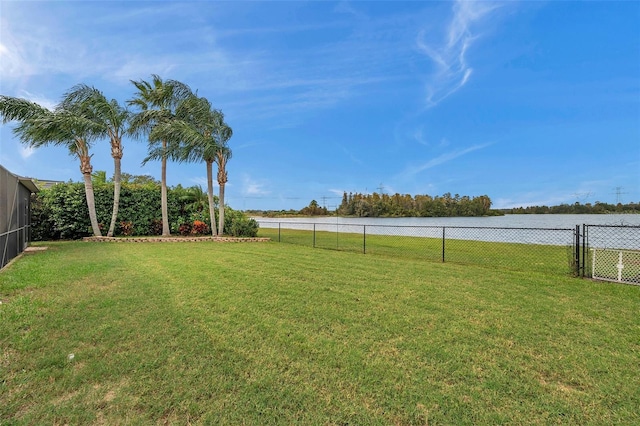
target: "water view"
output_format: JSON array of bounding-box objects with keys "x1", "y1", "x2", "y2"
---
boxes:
[{"x1": 254, "y1": 214, "x2": 640, "y2": 247}]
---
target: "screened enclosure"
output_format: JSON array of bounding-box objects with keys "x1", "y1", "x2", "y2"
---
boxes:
[{"x1": 1, "y1": 164, "x2": 38, "y2": 269}]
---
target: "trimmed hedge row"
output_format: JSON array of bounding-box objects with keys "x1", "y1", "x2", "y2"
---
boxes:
[{"x1": 31, "y1": 182, "x2": 258, "y2": 240}]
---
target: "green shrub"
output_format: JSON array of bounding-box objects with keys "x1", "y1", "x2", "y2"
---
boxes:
[
  {"x1": 224, "y1": 208, "x2": 259, "y2": 237},
  {"x1": 30, "y1": 181, "x2": 235, "y2": 240}
]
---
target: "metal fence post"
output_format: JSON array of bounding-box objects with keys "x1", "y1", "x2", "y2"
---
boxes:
[
  {"x1": 575, "y1": 225, "x2": 580, "y2": 276},
  {"x1": 363, "y1": 225, "x2": 366, "y2": 254},
  {"x1": 313, "y1": 223, "x2": 316, "y2": 248},
  {"x1": 442, "y1": 227, "x2": 446, "y2": 262},
  {"x1": 278, "y1": 222, "x2": 281, "y2": 242},
  {"x1": 582, "y1": 224, "x2": 587, "y2": 278}
]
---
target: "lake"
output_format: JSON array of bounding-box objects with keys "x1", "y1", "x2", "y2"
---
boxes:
[
  {"x1": 253, "y1": 214, "x2": 640, "y2": 228},
  {"x1": 253, "y1": 214, "x2": 640, "y2": 248}
]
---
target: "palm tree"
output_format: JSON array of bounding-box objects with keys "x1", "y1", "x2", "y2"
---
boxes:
[
  {"x1": 0, "y1": 95, "x2": 103, "y2": 236},
  {"x1": 61, "y1": 85, "x2": 130, "y2": 237},
  {"x1": 214, "y1": 130, "x2": 232, "y2": 236},
  {"x1": 181, "y1": 185, "x2": 211, "y2": 216},
  {"x1": 128, "y1": 75, "x2": 193, "y2": 236},
  {"x1": 153, "y1": 96, "x2": 224, "y2": 236}
]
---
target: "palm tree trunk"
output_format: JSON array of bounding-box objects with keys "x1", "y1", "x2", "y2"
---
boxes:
[
  {"x1": 218, "y1": 183, "x2": 225, "y2": 236},
  {"x1": 161, "y1": 140, "x2": 170, "y2": 236},
  {"x1": 107, "y1": 147, "x2": 122, "y2": 237},
  {"x1": 82, "y1": 171, "x2": 102, "y2": 237},
  {"x1": 206, "y1": 161, "x2": 217, "y2": 236}
]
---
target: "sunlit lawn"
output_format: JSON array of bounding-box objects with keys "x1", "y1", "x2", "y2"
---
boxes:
[
  {"x1": 1, "y1": 241, "x2": 638, "y2": 424},
  {"x1": 258, "y1": 227, "x2": 574, "y2": 276}
]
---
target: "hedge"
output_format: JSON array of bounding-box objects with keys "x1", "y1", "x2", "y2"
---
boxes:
[{"x1": 31, "y1": 182, "x2": 259, "y2": 240}]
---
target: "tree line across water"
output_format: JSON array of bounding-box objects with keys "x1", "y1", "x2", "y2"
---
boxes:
[
  {"x1": 249, "y1": 192, "x2": 498, "y2": 218},
  {"x1": 1, "y1": 75, "x2": 235, "y2": 238},
  {"x1": 251, "y1": 195, "x2": 640, "y2": 218},
  {"x1": 501, "y1": 201, "x2": 640, "y2": 215}
]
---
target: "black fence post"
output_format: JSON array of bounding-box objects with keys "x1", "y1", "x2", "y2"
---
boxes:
[
  {"x1": 442, "y1": 227, "x2": 446, "y2": 262},
  {"x1": 278, "y1": 222, "x2": 281, "y2": 242},
  {"x1": 363, "y1": 225, "x2": 367, "y2": 254},
  {"x1": 575, "y1": 225, "x2": 580, "y2": 276},
  {"x1": 313, "y1": 224, "x2": 316, "y2": 248},
  {"x1": 582, "y1": 224, "x2": 587, "y2": 278}
]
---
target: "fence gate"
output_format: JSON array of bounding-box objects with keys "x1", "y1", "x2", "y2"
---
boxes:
[{"x1": 584, "y1": 224, "x2": 640, "y2": 285}]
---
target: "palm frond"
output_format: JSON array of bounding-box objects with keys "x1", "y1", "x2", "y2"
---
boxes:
[{"x1": 0, "y1": 96, "x2": 51, "y2": 123}]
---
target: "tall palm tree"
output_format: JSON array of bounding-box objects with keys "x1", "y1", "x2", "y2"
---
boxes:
[
  {"x1": 128, "y1": 75, "x2": 193, "y2": 236},
  {"x1": 214, "y1": 127, "x2": 232, "y2": 236},
  {"x1": 0, "y1": 95, "x2": 103, "y2": 236},
  {"x1": 153, "y1": 96, "x2": 224, "y2": 236},
  {"x1": 61, "y1": 85, "x2": 130, "y2": 237}
]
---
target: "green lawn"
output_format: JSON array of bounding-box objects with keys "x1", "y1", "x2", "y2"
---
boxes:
[
  {"x1": 258, "y1": 227, "x2": 575, "y2": 276},
  {"x1": 1, "y1": 241, "x2": 638, "y2": 424}
]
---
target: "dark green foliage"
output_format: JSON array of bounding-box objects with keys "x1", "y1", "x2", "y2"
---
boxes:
[
  {"x1": 30, "y1": 182, "x2": 94, "y2": 239},
  {"x1": 504, "y1": 201, "x2": 640, "y2": 214},
  {"x1": 30, "y1": 193, "x2": 57, "y2": 241},
  {"x1": 224, "y1": 208, "x2": 259, "y2": 237},
  {"x1": 300, "y1": 199, "x2": 329, "y2": 216},
  {"x1": 30, "y1": 181, "x2": 255, "y2": 240},
  {"x1": 337, "y1": 191, "x2": 496, "y2": 217}
]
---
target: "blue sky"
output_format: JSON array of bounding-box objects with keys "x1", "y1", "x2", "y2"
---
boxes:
[{"x1": 1, "y1": 1, "x2": 638, "y2": 211}]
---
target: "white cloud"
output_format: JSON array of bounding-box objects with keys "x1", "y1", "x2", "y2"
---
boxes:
[
  {"x1": 0, "y1": 38, "x2": 31, "y2": 78},
  {"x1": 18, "y1": 90, "x2": 56, "y2": 111},
  {"x1": 20, "y1": 146, "x2": 35, "y2": 159},
  {"x1": 412, "y1": 126, "x2": 429, "y2": 146},
  {"x1": 189, "y1": 176, "x2": 218, "y2": 189},
  {"x1": 400, "y1": 142, "x2": 493, "y2": 180},
  {"x1": 242, "y1": 175, "x2": 270, "y2": 196},
  {"x1": 337, "y1": 144, "x2": 363, "y2": 165},
  {"x1": 417, "y1": 0, "x2": 501, "y2": 107}
]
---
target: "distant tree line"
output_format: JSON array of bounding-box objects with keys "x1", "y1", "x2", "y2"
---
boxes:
[
  {"x1": 502, "y1": 201, "x2": 640, "y2": 215},
  {"x1": 337, "y1": 192, "x2": 496, "y2": 217}
]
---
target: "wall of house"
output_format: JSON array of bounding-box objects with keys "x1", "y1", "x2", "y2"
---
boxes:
[{"x1": 1, "y1": 165, "x2": 35, "y2": 269}]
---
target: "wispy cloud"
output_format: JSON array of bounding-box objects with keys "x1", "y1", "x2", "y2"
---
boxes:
[
  {"x1": 412, "y1": 126, "x2": 429, "y2": 146},
  {"x1": 19, "y1": 146, "x2": 35, "y2": 159},
  {"x1": 417, "y1": 0, "x2": 501, "y2": 107},
  {"x1": 242, "y1": 175, "x2": 270, "y2": 196},
  {"x1": 189, "y1": 176, "x2": 218, "y2": 188},
  {"x1": 337, "y1": 144, "x2": 363, "y2": 165},
  {"x1": 19, "y1": 90, "x2": 56, "y2": 110},
  {"x1": 400, "y1": 142, "x2": 493, "y2": 180}
]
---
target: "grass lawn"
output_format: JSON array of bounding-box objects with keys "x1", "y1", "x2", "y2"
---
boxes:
[
  {"x1": 1, "y1": 241, "x2": 638, "y2": 424},
  {"x1": 258, "y1": 227, "x2": 574, "y2": 276}
]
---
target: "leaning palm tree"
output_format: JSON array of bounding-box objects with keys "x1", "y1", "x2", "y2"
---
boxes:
[
  {"x1": 214, "y1": 126, "x2": 232, "y2": 236},
  {"x1": 128, "y1": 75, "x2": 193, "y2": 236},
  {"x1": 61, "y1": 85, "x2": 130, "y2": 237},
  {"x1": 153, "y1": 96, "x2": 224, "y2": 236},
  {"x1": 0, "y1": 95, "x2": 103, "y2": 236}
]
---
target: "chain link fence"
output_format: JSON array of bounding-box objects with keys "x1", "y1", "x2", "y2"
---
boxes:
[
  {"x1": 257, "y1": 221, "x2": 577, "y2": 276},
  {"x1": 584, "y1": 224, "x2": 640, "y2": 285}
]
